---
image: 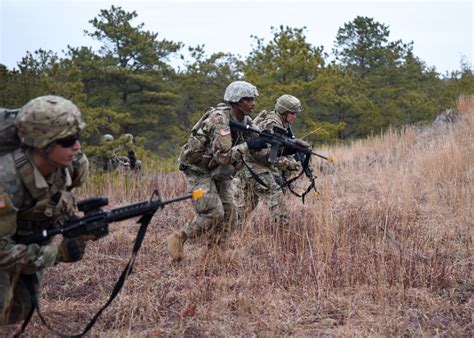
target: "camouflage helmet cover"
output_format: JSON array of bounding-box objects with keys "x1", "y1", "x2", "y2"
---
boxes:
[
  {"x1": 16, "y1": 95, "x2": 85, "y2": 148},
  {"x1": 223, "y1": 81, "x2": 259, "y2": 103},
  {"x1": 275, "y1": 94, "x2": 303, "y2": 115},
  {"x1": 123, "y1": 133, "x2": 134, "y2": 141}
]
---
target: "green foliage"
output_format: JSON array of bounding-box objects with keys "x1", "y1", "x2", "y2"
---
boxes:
[
  {"x1": 85, "y1": 5, "x2": 182, "y2": 72},
  {"x1": 442, "y1": 59, "x2": 474, "y2": 106},
  {"x1": 245, "y1": 26, "x2": 325, "y2": 107},
  {"x1": 175, "y1": 46, "x2": 242, "y2": 129},
  {"x1": 333, "y1": 16, "x2": 452, "y2": 131},
  {"x1": 2, "y1": 10, "x2": 471, "y2": 171}
]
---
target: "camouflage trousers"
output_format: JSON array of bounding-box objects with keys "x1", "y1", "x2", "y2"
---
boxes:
[
  {"x1": 182, "y1": 168, "x2": 237, "y2": 243},
  {"x1": 0, "y1": 268, "x2": 38, "y2": 325},
  {"x1": 233, "y1": 169, "x2": 289, "y2": 226}
]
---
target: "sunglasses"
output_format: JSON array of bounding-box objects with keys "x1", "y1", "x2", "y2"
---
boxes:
[{"x1": 55, "y1": 134, "x2": 80, "y2": 148}]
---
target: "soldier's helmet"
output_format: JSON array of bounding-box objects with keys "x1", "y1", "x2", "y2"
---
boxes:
[
  {"x1": 275, "y1": 94, "x2": 303, "y2": 115},
  {"x1": 16, "y1": 95, "x2": 85, "y2": 148},
  {"x1": 223, "y1": 81, "x2": 259, "y2": 103},
  {"x1": 102, "y1": 134, "x2": 114, "y2": 142}
]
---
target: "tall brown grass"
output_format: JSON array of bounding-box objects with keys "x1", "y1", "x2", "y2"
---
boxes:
[{"x1": 4, "y1": 97, "x2": 472, "y2": 336}]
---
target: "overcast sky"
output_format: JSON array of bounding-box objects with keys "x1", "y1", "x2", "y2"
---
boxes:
[{"x1": 1, "y1": 0, "x2": 472, "y2": 75}]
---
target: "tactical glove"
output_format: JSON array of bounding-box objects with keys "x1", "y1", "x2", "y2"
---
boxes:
[
  {"x1": 246, "y1": 137, "x2": 268, "y2": 151},
  {"x1": 20, "y1": 244, "x2": 58, "y2": 274},
  {"x1": 282, "y1": 147, "x2": 297, "y2": 156},
  {"x1": 57, "y1": 237, "x2": 87, "y2": 263},
  {"x1": 211, "y1": 164, "x2": 235, "y2": 180}
]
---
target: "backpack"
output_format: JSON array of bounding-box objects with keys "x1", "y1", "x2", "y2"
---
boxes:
[
  {"x1": 178, "y1": 106, "x2": 217, "y2": 165},
  {"x1": 0, "y1": 108, "x2": 21, "y2": 156}
]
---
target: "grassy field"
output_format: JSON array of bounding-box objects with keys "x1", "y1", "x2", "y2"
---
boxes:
[{"x1": 3, "y1": 97, "x2": 472, "y2": 337}]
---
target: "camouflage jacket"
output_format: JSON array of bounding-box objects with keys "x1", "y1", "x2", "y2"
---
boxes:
[
  {"x1": 179, "y1": 103, "x2": 254, "y2": 174},
  {"x1": 0, "y1": 148, "x2": 88, "y2": 271}
]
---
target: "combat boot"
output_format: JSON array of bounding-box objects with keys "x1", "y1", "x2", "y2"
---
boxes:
[{"x1": 167, "y1": 230, "x2": 187, "y2": 262}]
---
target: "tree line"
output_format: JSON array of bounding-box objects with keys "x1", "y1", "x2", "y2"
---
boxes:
[{"x1": 1, "y1": 6, "x2": 472, "y2": 162}]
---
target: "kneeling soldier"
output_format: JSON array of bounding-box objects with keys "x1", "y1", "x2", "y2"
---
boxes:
[{"x1": 0, "y1": 95, "x2": 89, "y2": 325}]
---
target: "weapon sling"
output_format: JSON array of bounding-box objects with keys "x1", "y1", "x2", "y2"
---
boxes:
[
  {"x1": 283, "y1": 126, "x2": 317, "y2": 203},
  {"x1": 283, "y1": 153, "x2": 317, "y2": 203},
  {"x1": 237, "y1": 150, "x2": 269, "y2": 189}
]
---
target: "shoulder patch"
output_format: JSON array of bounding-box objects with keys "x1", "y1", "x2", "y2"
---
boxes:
[{"x1": 219, "y1": 128, "x2": 231, "y2": 136}]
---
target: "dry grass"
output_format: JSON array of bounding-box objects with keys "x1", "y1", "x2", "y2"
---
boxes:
[{"x1": 3, "y1": 97, "x2": 472, "y2": 337}]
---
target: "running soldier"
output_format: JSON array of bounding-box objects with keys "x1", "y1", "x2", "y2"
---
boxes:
[
  {"x1": 167, "y1": 81, "x2": 267, "y2": 262},
  {"x1": 233, "y1": 94, "x2": 304, "y2": 226}
]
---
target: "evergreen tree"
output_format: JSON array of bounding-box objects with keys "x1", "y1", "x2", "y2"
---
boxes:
[{"x1": 82, "y1": 5, "x2": 184, "y2": 155}]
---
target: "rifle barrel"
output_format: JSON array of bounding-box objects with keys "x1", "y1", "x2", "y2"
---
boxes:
[
  {"x1": 311, "y1": 152, "x2": 328, "y2": 160},
  {"x1": 106, "y1": 193, "x2": 194, "y2": 223}
]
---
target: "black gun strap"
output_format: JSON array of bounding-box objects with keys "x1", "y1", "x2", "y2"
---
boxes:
[
  {"x1": 15, "y1": 211, "x2": 155, "y2": 338},
  {"x1": 14, "y1": 274, "x2": 37, "y2": 338},
  {"x1": 284, "y1": 153, "x2": 318, "y2": 203},
  {"x1": 238, "y1": 150, "x2": 269, "y2": 189},
  {"x1": 285, "y1": 174, "x2": 317, "y2": 204}
]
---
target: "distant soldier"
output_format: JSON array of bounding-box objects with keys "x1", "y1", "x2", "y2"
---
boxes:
[
  {"x1": 93, "y1": 134, "x2": 133, "y2": 172},
  {"x1": 167, "y1": 81, "x2": 267, "y2": 262},
  {"x1": 122, "y1": 133, "x2": 141, "y2": 171},
  {"x1": 0, "y1": 95, "x2": 89, "y2": 325},
  {"x1": 233, "y1": 94, "x2": 304, "y2": 226}
]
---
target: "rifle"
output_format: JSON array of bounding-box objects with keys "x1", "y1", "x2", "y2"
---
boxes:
[
  {"x1": 230, "y1": 120, "x2": 333, "y2": 203},
  {"x1": 229, "y1": 120, "x2": 333, "y2": 163},
  {"x1": 14, "y1": 188, "x2": 204, "y2": 337},
  {"x1": 15, "y1": 188, "x2": 204, "y2": 245}
]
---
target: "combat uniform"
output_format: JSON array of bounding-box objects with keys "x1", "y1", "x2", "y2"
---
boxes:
[
  {"x1": 0, "y1": 149, "x2": 88, "y2": 324},
  {"x1": 178, "y1": 103, "x2": 254, "y2": 241},
  {"x1": 0, "y1": 95, "x2": 88, "y2": 325},
  {"x1": 234, "y1": 110, "x2": 301, "y2": 226}
]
